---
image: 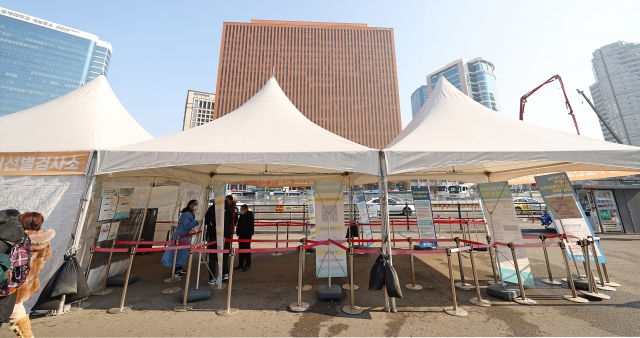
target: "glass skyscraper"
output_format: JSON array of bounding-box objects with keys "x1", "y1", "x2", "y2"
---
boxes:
[
  {"x1": 410, "y1": 85, "x2": 428, "y2": 117},
  {"x1": 589, "y1": 41, "x2": 640, "y2": 146},
  {"x1": 0, "y1": 7, "x2": 112, "y2": 117},
  {"x1": 425, "y1": 58, "x2": 501, "y2": 112}
]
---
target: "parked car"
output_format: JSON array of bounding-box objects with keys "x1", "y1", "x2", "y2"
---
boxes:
[
  {"x1": 366, "y1": 198, "x2": 415, "y2": 216},
  {"x1": 513, "y1": 197, "x2": 547, "y2": 215}
]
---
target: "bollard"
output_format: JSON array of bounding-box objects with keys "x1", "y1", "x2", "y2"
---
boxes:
[
  {"x1": 468, "y1": 246, "x2": 490, "y2": 307},
  {"x1": 487, "y1": 246, "x2": 500, "y2": 285},
  {"x1": 216, "y1": 249, "x2": 239, "y2": 315},
  {"x1": 174, "y1": 250, "x2": 194, "y2": 312},
  {"x1": 96, "y1": 242, "x2": 115, "y2": 296},
  {"x1": 107, "y1": 247, "x2": 136, "y2": 314},
  {"x1": 540, "y1": 235, "x2": 561, "y2": 285},
  {"x1": 342, "y1": 239, "x2": 359, "y2": 290},
  {"x1": 272, "y1": 223, "x2": 282, "y2": 256},
  {"x1": 443, "y1": 248, "x2": 468, "y2": 317},
  {"x1": 342, "y1": 245, "x2": 362, "y2": 315},
  {"x1": 405, "y1": 237, "x2": 422, "y2": 290},
  {"x1": 601, "y1": 263, "x2": 621, "y2": 287},
  {"x1": 163, "y1": 239, "x2": 182, "y2": 294},
  {"x1": 588, "y1": 238, "x2": 616, "y2": 292},
  {"x1": 509, "y1": 242, "x2": 536, "y2": 305},
  {"x1": 559, "y1": 242, "x2": 588, "y2": 303},
  {"x1": 290, "y1": 245, "x2": 310, "y2": 312},
  {"x1": 295, "y1": 239, "x2": 312, "y2": 291},
  {"x1": 578, "y1": 239, "x2": 610, "y2": 300},
  {"x1": 454, "y1": 237, "x2": 473, "y2": 290}
]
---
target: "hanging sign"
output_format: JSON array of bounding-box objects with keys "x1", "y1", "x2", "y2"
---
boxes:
[
  {"x1": 315, "y1": 181, "x2": 347, "y2": 278},
  {"x1": 411, "y1": 187, "x2": 437, "y2": 248},
  {"x1": 353, "y1": 187, "x2": 373, "y2": 246},
  {"x1": 535, "y1": 173, "x2": 607, "y2": 263},
  {"x1": 0, "y1": 152, "x2": 90, "y2": 176},
  {"x1": 114, "y1": 188, "x2": 134, "y2": 220},
  {"x1": 98, "y1": 223, "x2": 111, "y2": 242},
  {"x1": 107, "y1": 221, "x2": 120, "y2": 241},
  {"x1": 477, "y1": 182, "x2": 535, "y2": 287},
  {"x1": 97, "y1": 189, "x2": 118, "y2": 221},
  {"x1": 307, "y1": 189, "x2": 316, "y2": 242},
  {"x1": 212, "y1": 183, "x2": 227, "y2": 288}
]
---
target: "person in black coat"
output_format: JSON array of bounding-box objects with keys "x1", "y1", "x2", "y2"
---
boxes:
[
  {"x1": 203, "y1": 203, "x2": 217, "y2": 283},
  {"x1": 234, "y1": 204, "x2": 254, "y2": 272},
  {"x1": 221, "y1": 195, "x2": 237, "y2": 280},
  {"x1": 0, "y1": 209, "x2": 24, "y2": 326}
]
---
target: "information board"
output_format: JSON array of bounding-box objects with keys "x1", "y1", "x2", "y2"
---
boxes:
[
  {"x1": 353, "y1": 187, "x2": 373, "y2": 246},
  {"x1": 114, "y1": 188, "x2": 134, "y2": 220},
  {"x1": 411, "y1": 187, "x2": 437, "y2": 248},
  {"x1": 315, "y1": 181, "x2": 347, "y2": 278}
]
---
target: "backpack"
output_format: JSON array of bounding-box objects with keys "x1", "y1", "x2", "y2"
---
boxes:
[{"x1": 0, "y1": 234, "x2": 32, "y2": 296}]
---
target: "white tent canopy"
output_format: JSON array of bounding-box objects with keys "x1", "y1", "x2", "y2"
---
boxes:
[
  {"x1": 384, "y1": 78, "x2": 640, "y2": 183},
  {"x1": 0, "y1": 75, "x2": 152, "y2": 152},
  {"x1": 96, "y1": 77, "x2": 380, "y2": 185}
]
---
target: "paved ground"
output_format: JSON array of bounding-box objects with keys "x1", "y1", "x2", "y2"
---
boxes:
[{"x1": 11, "y1": 230, "x2": 640, "y2": 337}]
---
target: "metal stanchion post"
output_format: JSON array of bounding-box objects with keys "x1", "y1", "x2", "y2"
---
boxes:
[
  {"x1": 487, "y1": 246, "x2": 500, "y2": 285},
  {"x1": 454, "y1": 237, "x2": 473, "y2": 290},
  {"x1": 578, "y1": 239, "x2": 610, "y2": 300},
  {"x1": 286, "y1": 221, "x2": 290, "y2": 248},
  {"x1": 163, "y1": 239, "x2": 182, "y2": 294},
  {"x1": 342, "y1": 245, "x2": 363, "y2": 315},
  {"x1": 107, "y1": 247, "x2": 136, "y2": 314},
  {"x1": 601, "y1": 263, "x2": 620, "y2": 287},
  {"x1": 405, "y1": 237, "x2": 422, "y2": 290},
  {"x1": 174, "y1": 250, "x2": 194, "y2": 312},
  {"x1": 589, "y1": 238, "x2": 616, "y2": 292},
  {"x1": 559, "y1": 242, "x2": 588, "y2": 303},
  {"x1": 272, "y1": 223, "x2": 282, "y2": 256},
  {"x1": 509, "y1": 242, "x2": 536, "y2": 305},
  {"x1": 216, "y1": 249, "x2": 238, "y2": 315},
  {"x1": 443, "y1": 248, "x2": 468, "y2": 317},
  {"x1": 96, "y1": 242, "x2": 115, "y2": 296},
  {"x1": 540, "y1": 235, "x2": 561, "y2": 285},
  {"x1": 290, "y1": 245, "x2": 310, "y2": 312},
  {"x1": 295, "y1": 239, "x2": 312, "y2": 291},
  {"x1": 342, "y1": 239, "x2": 359, "y2": 290},
  {"x1": 468, "y1": 246, "x2": 491, "y2": 307}
]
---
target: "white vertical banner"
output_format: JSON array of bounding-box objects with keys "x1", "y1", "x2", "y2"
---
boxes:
[
  {"x1": 307, "y1": 189, "x2": 316, "y2": 241},
  {"x1": 477, "y1": 182, "x2": 535, "y2": 287},
  {"x1": 315, "y1": 181, "x2": 347, "y2": 278},
  {"x1": 353, "y1": 187, "x2": 373, "y2": 246},
  {"x1": 411, "y1": 187, "x2": 437, "y2": 248},
  {"x1": 212, "y1": 183, "x2": 226, "y2": 287}
]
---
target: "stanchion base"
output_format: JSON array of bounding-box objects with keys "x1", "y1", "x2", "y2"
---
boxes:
[
  {"x1": 271, "y1": 252, "x2": 283, "y2": 256},
  {"x1": 173, "y1": 306, "x2": 193, "y2": 312},
  {"x1": 563, "y1": 295, "x2": 589, "y2": 303},
  {"x1": 94, "y1": 289, "x2": 114, "y2": 296},
  {"x1": 164, "y1": 276, "x2": 182, "y2": 283},
  {"x1": 162, "y1": 287, "x2": 181, "y2": 294},
  {"x1": 216, "y1": 308, "x2": 239, "y2": 316},
  {"x1": 107, "y1": 306, "x2": 132, "y2": 314},
  {"x1": 487, "y1": 283, "x2": 520, "y2": 301},
  {"x1": 605, "y1": 281, "x2": 621, "y2": 287},
  {"x1": 541, "y1": 278, "x2": 563, "y2": 285},
  {"x1": 289, "y1": 302, "x2": 310, "y2": 312},
  {"x1": 469, "y1": 297, "x2": 491, "y2": 307},
  {"x1": 341, "y1": 284, "x2": 359, "y2": 290},
  {"x1": 318, "y1": 284, "x2": 342, "y2": 301},
  {"x1": 342, "y1": 305, "x2": 363, "y2": 315},
  {"x1": 405, "y1": 283, "x2": 423, "y2": 290},
  {"x1": 455, "y1": 282, "x2": 475, "y2": 291},
  {"x1": 211, "y1": 284, "x2": 228, "y2": 290},
  {"x1": 443, "y1": 306, "x2": 468, "y2": 317},
  {"x1": 597, "y1": 285, "x2": 617, "y2": 291},
  {"x1": 513, "y1": 297, "x2": 537, "y2": 305},
  {"x1": 579, "y1": 291, "x2": 611, "y2": 300},
  {"x1": 295, "y1": 285, "x2": 312, "y2": 291}
]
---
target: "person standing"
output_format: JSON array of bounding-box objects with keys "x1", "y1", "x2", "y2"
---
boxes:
[
  {"x1": 235, "y1": 205, "x2": 254, "y2": 272},
  {"x1": 10, "y1": 212, "x2": 54, "y2": 338},
  {"x1": 203, "y1": 202, "x2": 218, "y2": 284},
  {"x1": 221, "y1": 195, "x2": 237, "y2": 280},
  {"x1": 0, "y1": 210, "x2": 26, "y2": 332},
  {"x1": 161, "y1": 200, "x2": 199, "y2": 278}
]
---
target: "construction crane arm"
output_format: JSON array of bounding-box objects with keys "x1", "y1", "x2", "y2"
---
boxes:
[
  {"x1": 519, "y1": 75, "x2": 580, "y2": 135},
  {"x1": 576, "y1": 89, "x2": 623, "y2": 144}
]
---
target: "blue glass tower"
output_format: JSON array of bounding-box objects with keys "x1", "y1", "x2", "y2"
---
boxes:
[
  {"x1": 0, "y1": 7, "x2": 112, "y2": 117},
  {"x1": 410, "y1": 85, "x2": 428, "y2": 117}
]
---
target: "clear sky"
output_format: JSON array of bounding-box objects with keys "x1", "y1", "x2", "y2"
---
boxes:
[{"x1": 5, "y1": 0, "x2": 639, "y2": 141}]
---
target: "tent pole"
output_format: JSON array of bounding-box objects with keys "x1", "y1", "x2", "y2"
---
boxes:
[
  {"x1": 74, "y1": 151, "x2": 97, "y2": 265},
  {"x1": 378, "y1": 151, "x2": 396, "y2": 312}
]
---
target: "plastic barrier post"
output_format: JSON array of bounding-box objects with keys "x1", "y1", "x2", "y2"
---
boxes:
[
  {"x1": 443, "y1": 248, "x2": 468, "y2": 317},
  {"x1": 578, "y1": 239, "x2": 610, "y2": 300},
  {"x1": 589, "y1": 238, "x2": 616, "y2": 292},
  {"x1": 107, "y1": 247, "x2": 136, "y2": 314},
  {"x1": 272, "y1": 223, "x2": 282, "y2": 256},
  {"x1": 96, "y1": 242, "x2": 115, "y2": 296},
  {"x1": 508, "y1": 242, "x2": 536, "y2": 305},
  {"x1": 468, "y1": 246, "x2": 491, "y2": 307},
  {"x1": 454, "y1": 237, "x2": 473, "y2": 291},
  {"x1": 342, "y1": 239, "x2": 359, "y2": 291},
  {"x1": 601, "y1": 263, "x2": 621, "y2": 287},
  {"x1": 540, "y1": 235, "x2": 561, "y2": 285},
  {"x1": 487, "y1": 246, "x2": 500, "y2": 285},
  {"x1": 174, "y1": 250, "x2": 194, "y2": 312},
  {"x1": 342, "y1": 245, "x2": 363, "y2": 315},
  {"x1": 216, "y1": 249, "x2": 238, "y2": 315},
  {"x1": 162, "y1": 239, "x2": 182, "y2": 294},
  {"x1": 290, "y1": 245, "x2": 310, "y2": 312},
  {"x1": 405, "y1": 237, "x2": 422, "y2": 290},
  {"x1": 559, "y1": 241, "x2": 588, "y2": 303}
]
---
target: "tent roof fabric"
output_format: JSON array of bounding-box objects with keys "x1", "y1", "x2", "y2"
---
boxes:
[
  {"x1": 0, "y1": 75, "x2": 152, "y2": 152},
  {"x1": 97, "y1": 78, "x2": 379, "y2": 184},
  {"x1": 384, "y1": 78, "x2": 640, "y2": 183}
]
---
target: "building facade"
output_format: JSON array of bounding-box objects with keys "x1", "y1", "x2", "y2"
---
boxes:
[
  {"x1": 214, "y1": 20, "x2": 403, "y2": 149},
  {"x1": 0, "y1": 7, "x2": 112, "y2": 117},
  {"x1": 410, "y1": 85, "x2": 428, "y2": 117},
  {"x1": 589, "y1": 41, "x2": 640, "y2": 145},
  {"x1": 425, "y1": 58, "x2": 501, "y2": 112},
  {"x1": 183, "y1": 90, "x2": 215, "y2": 130}
]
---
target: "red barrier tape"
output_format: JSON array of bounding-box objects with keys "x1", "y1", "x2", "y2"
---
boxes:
[
  {"x1": 328, "y1": 239, "x2": 348, "y2": 251},
  {"x1": 195, "y1": 240, "x2": 216, "y2": 248},
  {"x1": 179, "y1": 230, "x2": 202, "y2": 238},
  {"x1": 226, "y1": 239, "x2": 300, "y2": 243},
  {"x1": 522, "y1": 234, "x2": 564, "y2": 240},
  {"x1": 115, "y1": 240, "x2": 171, "y2": 246},
  {"x1": 511, "y1": 243, "x2": 561, "y2": 249},
  {"x1": 235, "y1": 247, "x2": 298, "y2": 253},
  {"x1": 414, "y1": 238, "x2": 456, "y2": 243},
  {"x1": 460, "y1": 239, "x2": 490, "y2": 247},
  {"x1": 393, "y1": 249, "x2": 449, "y2": 255},
  {"x1": 92, "y1": 247, "x2": 130, "y2": 253},
  {"x1": 193, "y1": 248, "x2": 227, "y2": 254}
]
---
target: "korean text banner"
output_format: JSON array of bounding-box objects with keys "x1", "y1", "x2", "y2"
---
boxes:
[
  {"x1": 411, "y1": 187, "x2": 437, "y2": 248},
  {"x1": 315, "y1": 181, "x2": 347, "y2": 278},
  {"x1": 535, "y1": 173, "x2": 607, "y2": 263},
  {"x1": 477, "y1": 182, "x2": 535, "y2": 287},
  {"x1": 0, "y1": 152, "x2": 89, "y2": 176}
]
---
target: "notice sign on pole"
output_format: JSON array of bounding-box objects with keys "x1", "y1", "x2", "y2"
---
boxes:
[
  {"x1": 307, "y1": 189, "x2": 316, "y2": 242},
  {"x1": 315, "y1": 181, "x2": 347, "y2": 278},
  {"x1": 535, "y1": 173, "x2": 607, "y2": 263},
  {"x1": 213, "y1": 183, "x2": 227, "y2": 288},
  {"x1": 411, "y1": 187, "x2": 437, "y2": 248},
  {"x1": 477, "y1": 182, "x2": 535, "y2": 287},
  {"x1": 353, "y1": 187, "x2": 373, "y2": 246}
]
